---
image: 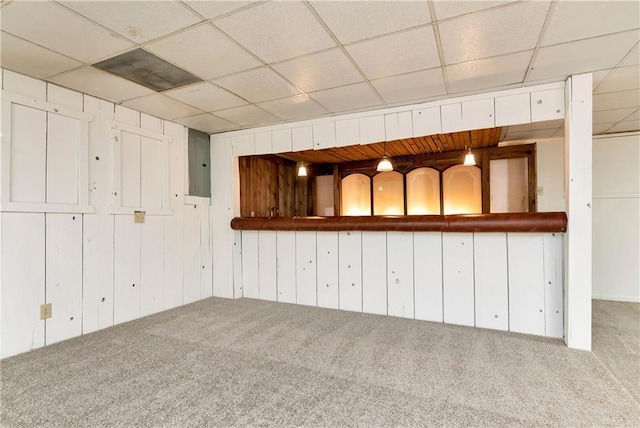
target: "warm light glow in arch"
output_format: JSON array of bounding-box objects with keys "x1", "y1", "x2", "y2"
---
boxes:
[
  {"x1": 373, "y1": 171, "x2": 404, "y2": 215},
  {"x1": 443, "y1": 165, "x2": 482, "y2": 214},
  {"x1": 340, "y1": 173, "x2": 371, "y2": 216},
  {"x1": 406, "y1": 167, "x2": 441, "y2": 215}
]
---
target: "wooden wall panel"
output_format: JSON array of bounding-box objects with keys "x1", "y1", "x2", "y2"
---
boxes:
[
  {"x1": 474, "y1": 233, "x2": 508, "y2": 331},
  {"x1": 544, "y1": 233, "x2": 564, "y2": 338},
  {"x1": 258, "y1": 231, "x2": 277, "y2": 301},
  {"x1": 199, "y1": 205, "x2": 212, "y2": 299},
  {"x1": 141, "y1": 216, "x2": 164, "y2": 317},
  {"x1": 242, "y1": 231, "x2": 259, "y2": 299},
  {"x1": 120, "y1": 131, "x2": 141, "y2": 208},
  {"x1": 414, "y1": 232, "x2": 443, "y2": 322},
  {"x1": 140, "y1": 137, "x2": 163, "y2": 209},
  {"x1": 10, "y1": 105, "x2": 46, "y2": 203},
  {"x1": 46, "y1": 113, "x2": 79, "y2": 204},
  {"x1": 239, "y1": 156, "x2": 296, "y2": 217},
  {"x1": 316, "y1": 232, "x2": 339, "y2": 309},
  {"x1": 442, "y1": 233, "x2": 475, "y2": 326},
  {"x1": 362, "y1": 232, "x2": 387, "y2": 315},
  {"x1": 1, "y1": 213, "x2": 45, "y2": 358},
  {"x1": 338, "y1": 231, "x2": 362, "y2": 312},
  {"x1": 113, "y1": 215, "x2": 141, "y2": 324},
  {"x1": 508, "y1": 233, "x2": 545, "y2": 336},
  {"x1": 276, "y1": 231, "x2": 296, "y2": 303},
  {"x1": 295, "y1": 231, "x2": 317, "y2": 306},
  {"x1": 387, "y1": 232, "x2": 414, "y2": 319},
  {"x1": 45, "y1": 213, "x2": 82, "y2": 345},
  {"x1": 183, "y1": 205, "x2": 201, "y2": 304}
]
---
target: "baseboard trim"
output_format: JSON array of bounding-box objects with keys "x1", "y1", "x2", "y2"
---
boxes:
[{"x1": 592, "y1": 294, "x2": 640, "y2": 303}]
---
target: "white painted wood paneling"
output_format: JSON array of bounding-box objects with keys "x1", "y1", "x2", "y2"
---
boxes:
[
  {"x1": 474, "y1": 233, "x2": 508, "y2": 331},
  {"x1": 508, "y1": 233, "x2": 545, "y2": 336},
  {"x1": 359, "y1": 115, "x2": 385, "y2": 144},
  {"x1": 271, "y1": 129, "x2": 292, "y2": 153},
  {"x1": 316, "y1": 232, "x2": 339, "y2": 309},
  {"x1": 231, "y1": 134, "x2": 255, "y2": 156},
  {"x1": 258, "y1": 231, "x2": 277, "y2": 301},
  {"x1": 335, "y1": 118, "x2": 359, "y2": 147},
  {"x1": 47, "y1": 84, "x2": 83, "y2": 110},
  {"x1": 387, "y1": 232, "x2": 414, "y2": 319},
  {"x1": 3, "y1": 70, "x2": 46, "y2": 99},
  {"x1": 141, "y1": 216, "x2": 164, "y2": 316},
  {"x1": 292, "y1": 126, "x2": 313, "y2": 151},
  {"x1": 233, "y1": 230, "x2": 243, "y2": 298},
  {"x1": 120, "y1": 131, "x2": 141, "y2": 208},
  {"x1": 495, "y1": 93, "x2": 531, "y2": 126},
  {"x1": 254, "y1": 131, "x2": 272, "y2": 155},
  {"x1": 362, "y1": 232, "x2": 387, "y2": 315},
  {"x1": 544, "y1": 233, "x2": 564, "y2": 338},
  {"x1": 114, "y1": 105, "x2": 139, "y2": 126},
  {"x1": 313, "y1": 122, "x2": 336, "y2": 149},
  {"x1": 441, "y1": 104, "x2": 462, "y2": 133},
  {"x1": 531, "y1": 88, "x2": 565, "y2": 122},
  {"x1": 10, "y1": 104, "x2": 46, "y2": 203},
  {"x1": 140, "y1": 137, "x2": 163, "y2": 209},
  {"x1": 295, "y1": 231, "x2": 317, "y2": 306},
  {"x1": 1, "y1": 213, "x2": 45, "y2": 358},
  {"x1": 385, "y1": 113, "x2": 400, "y2": 141},
  {"x1": 412, "y1": 107, "x2": 441, "y2": 137},
  {"x1": 397, "y1": 111, "x2": 413, "y2": 139},
  {"x1": 211, "y1": 137, "x2": 234, "y2": 299},
  {"x1": 462, "y1": 99, "x2": 494, "y2": 130},
  {"x1": 140, "y1": 113, "x2": 162, "y2": 133},
  {"x1": 183, "y1": 205, "x2": 201, "y2": 304},
  {"x1": 46, "y1": 113, "x2": 79, "y2": 204},
  {"x1": 276, "y1": 231, "x2": 296, "y2": 303},
  {"x1": 338, "y1": 231, "x2": 362, "y2": 312},
  {"x1": 242, "y1": 230, "x2": 259, "y2": 299},
  {"x1": 413, "y1": 232, "x2": 443, "y2": 322},
  {"x1": 113, "y1": 215, "x2": 141, "y2": 324},
  {"x1": 45, "y1": 213, "x2": 82, "y2": 345},
  {"x1": 442, "y1": 233, "x2": 475, "y2": 326},
  {"x1": 198, "y1": 205, "x2": 212, "y2": 299}
]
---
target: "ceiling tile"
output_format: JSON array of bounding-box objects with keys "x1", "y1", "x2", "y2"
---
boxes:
[
  {"x1": 184, "y1": 1, "x2": 256, "y2": 20},
  {"x1": 446, "y1": 50, "x2": 532, "y2": 94},
  {"x1": 145, "y1": 24, "x2": 261, "y2": 80},
  {"x1": 433, "y1": 0, "x2": 517, "y2": 21},
  {"x1": 214, "y1": 2, "x2": 335, "y2": 63},
  {"x1": 503, "y1": 129, "x2": 556, "y2": 141},
  {"x1": 371, "y1": 68, "x2": 447, "y2": 104},
  {"x1": 346, "y1": 26, "x2": 440, "y2": 80},
  {"x1": 213, "y1": 67, "x2": 300, "y2": 103},
  {"x1": 122, "y1": 94, "x2": 203, "y2": 120},
  {"x1": 310, "y1": 83, "x2": 382, "y2": 113},
  {"x1": 595, "y1": 65, "x2": 640, "y2": 94},
  {"x1": 258, "y1": 95, "x2": 329, "y2": 121},
  {"x1": 625, "y1": 109, "x2": 640, "y2": 121},
  {"x1": 439, "y1": 1, "x2": 549, "y2": 65},
  {"x1": 593, "y1": 108, "x2": 637, "y2": 124},
  {"x1": 542, "y1": 1, "x2": 640, "y2": 46},
  {"x1": 593, "y1": 123, "x2": 615, "y2": 134},
  {"x1": 528, "y1": 30, "x2": 640, "y2": 82},
  {"x1": 48, "y1": 67, "x2": 154, "y2": 102},
  {"x1": 0, "y1": 1, "x2": 134, "y2": 63},
  {"x1": 593, "y1": 89, "x2": 640, "y2": 111},
  {"x1": 60, "y1": 1, "x2": 201, "y2": 44},
  {"x1": 508, "y1": 120, "x2": 564, "y2": 133},
  {"x1": 620, "y1": 44, "x2": 639, "y2": 67},
  {"x1": 214, "y1": 105, "x2": 281, "y2": 127},
  {"x1": 0, "y1": 32, "x2": 82, "y2": 79},
  {"x1": 310, "y1": 1, "x2": 431, "y2": 44},
  {"x1": 174, "y1": 113, "x2": 239, "y2": 133},
  {"x1": 606, "y1": 120, "x2": 640, "y2": 134},
  {"x1": 272, "y1": 49, "x2": 363, "y2": 93},
  {"x1": 164, "y1": 82, "x2": 247, "y2": 112}
]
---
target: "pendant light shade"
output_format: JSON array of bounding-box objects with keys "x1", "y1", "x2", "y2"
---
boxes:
[
  {"x1": 463, "y1": 147, "x2": 476, "y2": 166},
  {"x1": 297, "y1": 163, "x2": 308, "y2": 177},
  {"x1": 376, "y1": 155, "x2": 393, "y2": 172}
]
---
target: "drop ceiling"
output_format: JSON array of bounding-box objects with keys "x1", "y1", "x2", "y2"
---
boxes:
[{"x1": 1, "y1": 0, "x2": 638, "y2": 138}]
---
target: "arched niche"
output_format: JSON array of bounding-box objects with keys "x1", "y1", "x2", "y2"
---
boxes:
[
  {"x1": 443, "y1": 165, "x2": 482, "y2": 214},
  {"x1": 373, "y1": 171, "x2": 404, "y2": 215},
  {"x1": 340, "y1": 173, "x2": 371, "y2": 216},
  {"x1": 406, "y1": 167, "x2": 441, "y2": 215}
]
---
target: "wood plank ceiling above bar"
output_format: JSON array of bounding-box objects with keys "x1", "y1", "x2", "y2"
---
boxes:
[{"x1": 277, "y1": 127, "x2": 503, "y2": 164}]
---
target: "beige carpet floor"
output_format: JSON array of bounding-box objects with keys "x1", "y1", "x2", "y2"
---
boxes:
[{"x1": 1, "y1": 298, "x2": 639, "y2": 427}]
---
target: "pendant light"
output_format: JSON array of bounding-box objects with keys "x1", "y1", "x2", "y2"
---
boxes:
[
  {"x1": 463, "y1": 146, "x2": 476, "y2": 166},
  {"x1": 297, "y1": 162, "x2": 307, "y2": 177},
  {"x1": 376, "y1": 141, "x2": 393, "y2": 172}
]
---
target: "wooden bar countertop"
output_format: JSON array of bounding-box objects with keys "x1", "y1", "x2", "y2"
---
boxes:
[{"x1": 230, "y1": 212, "x2": 568, "y2": 233}]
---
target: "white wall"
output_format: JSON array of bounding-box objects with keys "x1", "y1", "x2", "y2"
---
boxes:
[
  {"x1": 0, "y1": 69, "x2": 215, "y2": 358},
  {"x1": 592, "y1": 133, "x2": 640, "y2": 302},
  {"x1": 537, "y1": 138, "x2": 565, "y2": 212}
]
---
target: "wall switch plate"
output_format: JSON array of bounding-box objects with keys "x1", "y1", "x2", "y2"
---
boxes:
[
  {"x1": 40, "y1": 303, "x2": 52, "y2": 320},
  {"x1": 134, "y1": 211, "x2": 145, "y2": 223},
  {"x1": 537, "y1": 187, "x2": 544, "y2": 196}
]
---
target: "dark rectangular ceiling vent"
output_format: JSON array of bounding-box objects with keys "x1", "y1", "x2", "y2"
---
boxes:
[{"x1": 93, "y1": 48, "x2": 202, "y2": 91}]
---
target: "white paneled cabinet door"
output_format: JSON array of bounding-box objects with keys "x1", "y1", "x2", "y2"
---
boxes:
[
  {"x1": 442, "y1": 233, "x2": 474, "y2": 326},
  {"x1": 276, "y1": 231, "x2": 296, "y2": 303},
  {"x1": 339, "y1": 231, "x2": 362, "y2": 312},
  {"x1": 508, "y1": 233, "x2": 545, "y2": 336},
  {"x1": 295, "y1": 232, "x2": 317, "y2": 306},
  {"x1": 258, "y1": 231, "x2": 277, "y2": 301},
  {"x1": 317, "y1": 232, "x2": 339, "y2": 309},
  {"x1": 45, "y1": 213, "x2": 82, "y2": 345},
  {"x1": 413, "y1": 232, "x2": 443, "y2": 322},
  {"x1": 242, "y1": 231, "x2": 260, "y2": 299},
  {"x1": 473, "y1": 233, "x2": 508, "y2": 331},
  {"x1": 362, "y1": 232, "x2": 387, "y2": 315},
  {"x1": 387, "y1": 232, "x2": 414, "y2": 319}
]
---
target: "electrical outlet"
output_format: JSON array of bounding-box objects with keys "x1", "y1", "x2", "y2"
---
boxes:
[
  {"x1": 40, "y1": 303, "x2": 52, "y2": 320},
  {"x1": 134, "y1": 210, "x2": 145, "y2": 223}
]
